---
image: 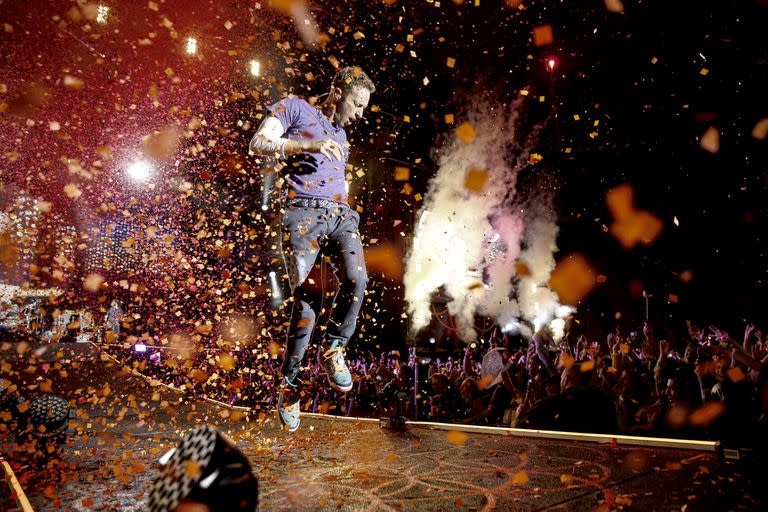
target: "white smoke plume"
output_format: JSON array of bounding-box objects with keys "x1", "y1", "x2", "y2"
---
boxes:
[
  {"x1": 516, "y1": 198, "x2": 574, "y2": 341},
  {"x1": 404, "y1": 99, "x2": 572, "y2": 342}
]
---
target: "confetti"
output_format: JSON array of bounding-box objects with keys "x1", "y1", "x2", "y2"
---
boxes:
[
  {"x1": 64, "y1": 183, "x2": 82, "y2": 199},
  {"x1": 549, "y1": 253, "x2": 598, "y2": 305},
  {"x1": 446, "y1": 430, "x2": 468, "y2": 445},
  {"x1": 533, "y1": 24, "x2": 553, "y2": 47},
  {"x1": 699, "y1": 126, "x2": 719, "y2": 153},
  {"x1": 456, "y1": 121, "x2": 476, "y2": 143},
  {"x1": 464, "y1": 168, "x2": 488, "y2": 193}
]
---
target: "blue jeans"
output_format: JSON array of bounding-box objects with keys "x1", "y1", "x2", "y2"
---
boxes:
[{"x1": 279, "y1": 202, "x2": 368, "y2": 384}]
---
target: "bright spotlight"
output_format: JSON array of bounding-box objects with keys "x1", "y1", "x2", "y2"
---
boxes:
[
  {"x1": 127, "y1": 160, "x2": 152, "y2": 181},
  {"x1": 547, "y1": 57, "x2": 557, "y2": 71},
  {"x1": 96, "y1": 5, "x2": 109, "y2": 24},
  {"x1": 268, "y1": 271, "x2": 282, "y2": 308},
  {"x1": 134, "y1": 342, "x2": 147, "y2": 353},
  {"x1": 249, "y1": 60, "x2": 261, "y2": 77},
  {"x1": 186, "y1": 37, "x2": 198, "y2": 55},
  {"x1": 261, "y1": 204, "x2": 269, "y2": 211}
]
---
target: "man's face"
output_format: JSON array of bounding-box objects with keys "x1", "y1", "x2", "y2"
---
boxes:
[{"x1": 336, "y1": 85, "x2": 370, "y2": 127}]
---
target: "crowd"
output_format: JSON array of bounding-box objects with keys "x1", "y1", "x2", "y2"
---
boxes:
[{"x1": 109, "y1": 317, "x2": 768, "y2": 445}]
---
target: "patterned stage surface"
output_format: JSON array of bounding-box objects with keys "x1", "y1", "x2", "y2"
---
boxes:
[{"x1": 1, "y1": 343, "x2": 761, "y2": 511}]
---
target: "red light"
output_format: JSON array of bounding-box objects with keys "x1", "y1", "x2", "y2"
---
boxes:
[{"x1": 547, "y1": 58, "x2": 557, "y2": 71}]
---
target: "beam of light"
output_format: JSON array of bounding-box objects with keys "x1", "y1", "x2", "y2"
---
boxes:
[
  {"x1": 249, "y1": 60, "x2": 261, "y2": 77},
  {"x1": 268, "y1": 271, "x2": 282, "y2": 307},
  {"x1": 126, "y1": 160, "x2": 152, "y2": 181},
  {"x1": 186, "y1": 37, "x2": 198, "y2": 55},
  {"x1": 96, "y1": 5, "x2": 109, "y2": 24}
]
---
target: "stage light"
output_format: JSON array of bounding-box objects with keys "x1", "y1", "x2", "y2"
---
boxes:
[
  {"x1": 249, "y1": 60, "x2": 261, "y2": 77},
  {"x1": 147, "y1": 426, "x2": 258, "y2": 512},
  {"x1": 261, "y1": 204, "x2": 269, "y2": 211},
  {"x1": 547, "y1": 57, "x2": 557, "y2": 71},
  {"x1": 27, "y1": 395, "x2": 69, "y2": 439},
  {"x1": 135, "y1": 342, "x2": 147, "y2": 353},
  {"x1": 96, "y1": 5, "x2": 109, "y2": 24},
  {"x1": 268, "y1": 271, "x2": 282, "y2": 309},
  {"x1": 186, "y1": 37, "x2": 198, "y2": 55},
  {"x1": 15, "y1": 394, "x2": 70, "y2": 461},
  {"x1": 429, "y1": 337, "x2": 436, "y2": 344},
  {"x1": 127, "y1": 160, "x2": 152, "y2": 181}
]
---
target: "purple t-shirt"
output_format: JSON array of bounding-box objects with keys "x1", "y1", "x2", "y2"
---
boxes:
[{"x1": 268, "y1": 96, "x2": 349, "y2": 202}]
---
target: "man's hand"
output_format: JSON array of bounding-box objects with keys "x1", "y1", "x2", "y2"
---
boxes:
[{"x1": 306, "y1": 139, "x2": 345, "y2": 161}]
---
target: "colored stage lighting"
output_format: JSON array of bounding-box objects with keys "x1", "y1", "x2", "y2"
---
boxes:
[
  {"x1": 127, "y1": 160, "x2": 153, "y2": 181},
  {"x1": 186, "y1": 37, "x2": 198, "y2": 55},
  {"x1": 547, "y1": 57, "x2": 557, "y2": 71}
]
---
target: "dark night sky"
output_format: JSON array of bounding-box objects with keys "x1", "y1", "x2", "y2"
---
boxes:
[{"x1": 1, "y1": 0, "x2": 767, "y2": 341}]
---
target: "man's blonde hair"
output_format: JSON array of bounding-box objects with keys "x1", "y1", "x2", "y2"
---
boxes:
[{"x1": 331, "y1": 66, "x2": 376, "y2": 95}]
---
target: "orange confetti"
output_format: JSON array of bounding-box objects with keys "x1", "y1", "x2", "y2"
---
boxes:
[
  {"x1": 700, "y1": 126, "x2": 719, "y2": 153},
  {"x1": 64, "y1": 183, "x2": 82, "y2": 199},
  {"x1": 217, "y1": 354, "x2": 236, "y2": 371},
  {"x1": 394, "y1": 167, "x2": 410, "y2": 181},
  {"x1": 606, "y1": 184, "x2": 663, "y2": 249},
  {"x1": 456, "y1": 121, "x2": 476, "y2": 143},
  {"x1": 511, "y1": 470, "x2": 529, "y2": 485},
  {"x1": 515, "y1": 261, "x2": 532, "y2": 277},
  {"x1": 84, "y1": 273, "x2": 105, "y2": 292},
  {"x1": 365, "y1": 242, "x2": 404, "y2": 280},
  {"x1": 689, "y1": 402, "x2": 725, "y2": 426},
  {"x1": 477, "y1": 374, "x2": 495, "y2": 389},
  {"x1": 752, "y1": 118, "x2": 768, "y2": 140},
  {"x1": 533, "y1": 24, "x2": 553, "y2": 47},
  {"x1": 183, "y1": 460, "x2": 202, "y2": 479},
  {"x1": 143, "y1": 126, "x2": 181, "y2": 161},
  {"x1": 604, "y1": 0, "x2": 625, "y2": 13},
  {"x1": 446, "y1": 430, "x2": 468, "y2": 446},
  {"x1": 62, "y1": 75, "x2": 84, "y2": 90},
  {"x1": 464, "y1": 168, "x2": 488, "y2": 193},
  {"x1": 727, "y1": 366, "x2": 745, "y2": 383},
  {"x1": 549, "y1": 253, "x2": 598, "y2": 305}
]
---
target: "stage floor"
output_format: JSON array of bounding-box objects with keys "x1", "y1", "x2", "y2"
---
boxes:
[{"x1": 0, "y1": 343, "x2": 762, "y2": 511}]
